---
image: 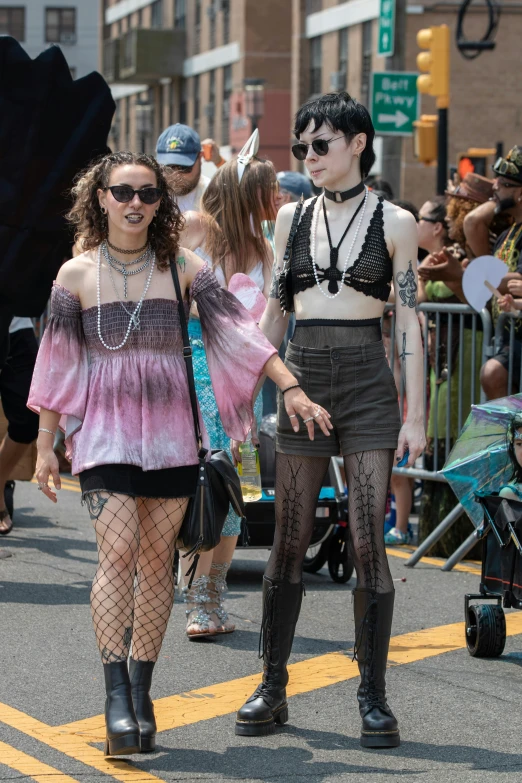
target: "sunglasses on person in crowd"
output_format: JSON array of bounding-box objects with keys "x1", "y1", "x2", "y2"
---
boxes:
[
  {"x1": 167, "y1": 163, "x2": 196, "y2": 173},
  {"x1": 496, "y1": 178, "x2": 521, "y2": 189},
  {"x1": 104, "y1": 185, "x2": 162, "y2": 204},
  {"x1": 291, "y1": 135, "x2": 346, "y2": 161},
  {"x1": 418, "y1": 216, "x2": 439, "y2": 223}
]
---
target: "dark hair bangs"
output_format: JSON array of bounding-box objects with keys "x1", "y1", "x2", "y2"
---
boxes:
[{"x1": 293, "y1": 91, "x2": 376, "y2": 177}]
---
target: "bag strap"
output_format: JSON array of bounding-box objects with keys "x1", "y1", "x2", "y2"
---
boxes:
[
  {"x1": 281, "y1": 195, "x2": 305, "y2": 274},
  {"x1": 170, "y1": 261, "x2": 204, "y2": 453}
]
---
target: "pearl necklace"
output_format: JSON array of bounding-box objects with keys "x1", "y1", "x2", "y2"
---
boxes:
[
  {"x1": 97, "y1": 244, "x2": 156, "y2": 351},
  {"x1": 310, "y1": 188, "x2": 368, "y2": 300}
]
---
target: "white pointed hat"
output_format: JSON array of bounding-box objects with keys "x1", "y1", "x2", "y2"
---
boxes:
[{"x1": 237, "y1": 129, "x2": 260, "y2": 184}]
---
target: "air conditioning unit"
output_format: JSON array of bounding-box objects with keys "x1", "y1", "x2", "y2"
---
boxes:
[
  {"x1": 204, "y1": 103, "x2": 215, "y2": 119},
  {"x1": 60, "y1": 32, "x2": 76, "y2": 45}
]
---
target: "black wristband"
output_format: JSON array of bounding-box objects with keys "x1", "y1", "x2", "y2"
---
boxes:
[{"x1": 282, "y1": 383, "x2": 301, "y2": 395}]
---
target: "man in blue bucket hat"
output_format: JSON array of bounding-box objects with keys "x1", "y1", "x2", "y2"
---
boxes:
[
  {"x1": 276, "y1": 170, "x2": 312, "y2": 208},
  {"x1": 156, "y1": 123, "x2": 219, "y2": 213}
]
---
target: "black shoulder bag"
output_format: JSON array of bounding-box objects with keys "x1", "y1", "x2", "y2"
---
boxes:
[
  {"x1": 278, "y1": 196, "x2": 305, "y2": 315},
  {"x1": 170, "y1": 262, "x2": 247, "y2": 587}
]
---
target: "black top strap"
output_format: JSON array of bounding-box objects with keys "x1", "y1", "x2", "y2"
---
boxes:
[
  {"x1": 170, "y1": 261, "x2": 204, "y2": 453},
  {"x1": 282, "y1": 196, "x2": 305, "y2": 273}
]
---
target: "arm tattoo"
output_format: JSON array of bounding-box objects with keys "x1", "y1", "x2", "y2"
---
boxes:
[
  {"x1": 396, "y1": 261, "x2": 417, "y2": 308},
  {"x1": 399, "y1": 332, "x2": 413, "y2": 364},
  {"x1": 269, "y1": 262, "x2": 281, "y2": 299},
  {"x1": 177, "y1": 255, "x2": 186, "y2": 273}
]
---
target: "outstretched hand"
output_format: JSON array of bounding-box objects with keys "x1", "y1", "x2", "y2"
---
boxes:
[{"x1": 35, "y1": 448, "x2": 61, "y2": 503}]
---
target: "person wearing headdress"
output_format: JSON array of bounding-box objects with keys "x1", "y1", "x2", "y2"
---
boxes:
[{"x1": 178, "y1": 130, "x2": 280, "y2": 638}]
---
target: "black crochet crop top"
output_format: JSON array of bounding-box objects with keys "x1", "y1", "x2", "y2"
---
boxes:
[{"x1": 289, "y1": 196, "x2": 393, "y2": 302}]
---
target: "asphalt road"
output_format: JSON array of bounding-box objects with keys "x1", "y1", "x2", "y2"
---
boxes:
[{"x1": 1, "y1": 478, "x2": 522, "y2": 783}]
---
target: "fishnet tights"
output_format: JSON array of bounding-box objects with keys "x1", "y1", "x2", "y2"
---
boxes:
[
  {"x1": 86, "y1": 492, "x2": 187, "y2": 663},
  {"x1": 266, "y1": 450, "x2": 394, "y2": 593}
]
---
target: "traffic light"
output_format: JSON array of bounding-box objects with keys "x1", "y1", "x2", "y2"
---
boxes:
[
  {"x1": 413, "y1": 115, "x2": 438, "y2": 165},
  {"x1": 416, "y1": 24, "x2": 450, "y2": 108},
  {"x1": 457, "y1": 148, "x2": 496, "y2": 178}
]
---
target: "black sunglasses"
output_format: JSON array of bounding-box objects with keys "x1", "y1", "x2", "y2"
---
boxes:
[
  {"x1": 105, "y1": 185, "x2": 162, "y2": 205},
  {"x1": 418, "y1": 216, "x2": 439, "y2": 223},
  {"x1": 291, "y1": 135, "x2": 346, "y2": 161},
  {"x1": 167, "y1": 163, "x2": 195, "y2": 173}
]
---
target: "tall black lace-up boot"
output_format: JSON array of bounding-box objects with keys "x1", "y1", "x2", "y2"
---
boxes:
[
  {"x1": 129, "y1": 658, "x2": 157, "y2": 752},
  {"x1": 352, "y1": 589, "x2": 400, "y2": 748},
  {"x1": 103, "y1": 661, "x2": 140, "y2": 756},
  {"x1": 235, "y1": 577, "x2": 303, "y2": 736}
]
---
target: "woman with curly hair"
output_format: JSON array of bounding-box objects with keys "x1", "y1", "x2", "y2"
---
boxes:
[{"x1": 27, "y1": 151, "x2": 330, "y2": 757}]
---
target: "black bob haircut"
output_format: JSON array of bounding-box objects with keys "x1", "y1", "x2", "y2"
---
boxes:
[{"x1": 293, "y1": 92, "x2": 376, "y2": 178}]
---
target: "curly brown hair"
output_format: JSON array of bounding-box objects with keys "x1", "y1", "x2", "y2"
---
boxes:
[
  {"x1": 67, "y1": 151, "x2": 184, "y2": 271},
  {"x1": 446, "y1": 196, "x2": 477, "y2": 247}
]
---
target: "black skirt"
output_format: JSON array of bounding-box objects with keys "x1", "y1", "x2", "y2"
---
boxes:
[{"x1": 79, "y1": 463, "x2": 198, "y2": 499}]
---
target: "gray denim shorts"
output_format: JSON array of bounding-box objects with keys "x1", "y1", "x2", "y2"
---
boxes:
[{"x1": 276, "y1": 340, "x2": 401, "y2": 457}]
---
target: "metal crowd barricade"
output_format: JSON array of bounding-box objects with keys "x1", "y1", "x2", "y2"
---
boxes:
[
  {"x1": 494, "y1": 311, "x2": 522, "y2": 395},
  {"x1": 385, "y1": 302, "x2": 492, "y2": 571}
]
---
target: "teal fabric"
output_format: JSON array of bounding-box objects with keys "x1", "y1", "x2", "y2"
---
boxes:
[{"x1": 189, "y1": 316, "x2": 263, "y2": 536}]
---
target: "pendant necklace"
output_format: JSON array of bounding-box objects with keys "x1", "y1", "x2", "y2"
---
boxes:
[
  {"x1": 97, "y1": 244, "x2": 156, "y2": 351},
  {"x1": 101, "y1": 241, "x2": 151, "y2": 298},
  {"x1": 311, "y1": 188, "x2": 368, "y2": 297}
]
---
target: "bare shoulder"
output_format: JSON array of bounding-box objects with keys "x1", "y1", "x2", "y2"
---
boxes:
[
  {"x1": 382, "y1": 199, "x2": 417, "y2": 239},
  {"x1": 55, "y1": 252, "x2": 94, "y2": 295},
  {"x1": 277, "y1": 196, "x2": 314, "y2": 232}
]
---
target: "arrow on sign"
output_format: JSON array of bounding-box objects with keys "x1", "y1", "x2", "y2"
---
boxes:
[{"x1": 377, "y1": 110, "x2": 409, "y2": 128}]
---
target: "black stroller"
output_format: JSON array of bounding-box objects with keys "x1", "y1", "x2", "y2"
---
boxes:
[
  {"x1": 465, "y1": 493, "x2": 522, "y2": 657},
  {"x1": 241, "y1": 415, "x2": 354, "y2": 584}
]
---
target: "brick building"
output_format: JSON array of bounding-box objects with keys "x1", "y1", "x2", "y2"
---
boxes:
[
  {"x1": 102, "y1": 0, "x2": 292, "y2": 169},
  {"x1": 292, "y1": 0, "x2": 522, "y2": 205}
]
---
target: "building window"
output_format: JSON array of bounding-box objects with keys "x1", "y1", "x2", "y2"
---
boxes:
[
  {"x1": 0, "y1": 7, "x2": 25, "y2": 41},
  {"x1": 361, "y1": 21, "x2": 372, "y2": 107},
  {"x1": 151, "y1": 0, "x2": 163, "y2": 29},
  {"x1": 206, "y1": 69, "x2": 216, "y2": 137},
  {"x1": 309, "y1": 36, "x2": 322, "y2": 96},
  {"x1": 123, "y1": 32, "x2": 133, "y2": 69},
  {"x1": 174, "y1": 0, "x2": 185, "y2": 29},
  {"x1": 193, "y1": 74, "x2": 200, "y2": 133},
  {"x1": 194, "y1": 0, "x2": 202, "y2": 54},
  {"x1": 179, "y1": 79, "x2": 187, "y2": 124},
  {"x1": 222, "y1": 63, "x2": 232, "y2": 144},
  {"x1": 45, "y1": 7, "x2": 77, "y2": 44},
  {"x1": 222, "y1": 0, "x2": 230, "y2": 44},
  {"x1": 338, "y1": 27, "x2": 348, "y2": 91},
  {"x1": 306, "y1": 0, "x2": 322, "y2": 13},
  {"x1": 208, "y1": 0, "x2": 217, "y2": 50}
]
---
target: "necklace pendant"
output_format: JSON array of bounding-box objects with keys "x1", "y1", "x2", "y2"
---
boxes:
[
  {"x1": 328, "y1": 279, "x2": 339, "y2": 294},
  {"x1": 123, "y1": 272, "x2": 128, "y2": 299},
  {"x1": 130, "y1": 312, "x2": 141, "y2": 331}
]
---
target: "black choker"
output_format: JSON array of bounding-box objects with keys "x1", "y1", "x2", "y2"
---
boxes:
[{"x1": 324, "y1": 181, "x2": 365, "y2": 203}]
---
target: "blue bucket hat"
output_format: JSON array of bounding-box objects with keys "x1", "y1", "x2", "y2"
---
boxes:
[
  {"x1": 156, "y1": 123, "x2": 201, "y2": 166},
  {"x1": 277, "y1": 171, "x2": 312, "y2": 199}
]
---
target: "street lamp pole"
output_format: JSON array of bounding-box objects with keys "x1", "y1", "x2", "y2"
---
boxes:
[{"x1": 243, "y1": 78, "x2": 265, "y2": 136}]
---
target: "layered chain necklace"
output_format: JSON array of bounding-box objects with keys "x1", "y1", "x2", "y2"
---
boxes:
[
  {"x1": 101, "y1": 241, "x2": 151, "y2": 298},
  {"x1": 97, "y1": 244, "x2": 156, "y2": 351},
  {"x1": 310, "y1": 188, "x2": 368, "y2": 299}
]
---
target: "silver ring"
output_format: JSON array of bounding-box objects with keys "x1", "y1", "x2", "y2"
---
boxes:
[
  {"x1": 314, "y1": 411, "x2": 321, "y2": 419},
  {"x1": 289, "y1": 414, "x2": 298, "y2": 419},
  {"x1": 303, "y1": 416, "x2": 314, "y2": 423}
]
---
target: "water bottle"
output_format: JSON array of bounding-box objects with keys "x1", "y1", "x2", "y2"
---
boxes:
[{"x1": 238, "y1": 433, "x2": 262, "y2": 502}]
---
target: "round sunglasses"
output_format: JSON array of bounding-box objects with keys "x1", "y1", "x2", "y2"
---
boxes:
[
  {"x1": 104, "y1": 185, "x2": 162, "y2": 205},
  {"x1": 291, "y1": 135, "x2": 346, "y2": 161}
]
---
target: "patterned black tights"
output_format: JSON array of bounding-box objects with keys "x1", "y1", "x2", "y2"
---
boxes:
[
  {"x1": 266, "y1": 450, "x2": 394, "y2": 593},
  {"x1": 85, "y1": 492, "x2": 188, "y2": 663}
]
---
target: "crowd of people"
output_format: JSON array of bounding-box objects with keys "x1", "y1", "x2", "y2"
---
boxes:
[{"x1": 1, "y1": 87, "x2": 522, "y2": 755}]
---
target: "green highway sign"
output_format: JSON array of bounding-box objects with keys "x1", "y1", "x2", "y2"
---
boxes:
[
  {"x1": 378, "y1": 0, "x2": 395, "y2": 57},
  {"x1": 371, "y1": 72, "x2": 419, "y2": 137}
]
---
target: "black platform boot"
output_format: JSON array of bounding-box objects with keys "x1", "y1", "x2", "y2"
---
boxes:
[
  {"x1": 103, "y1": 661, "x2": 140, "y2": 756},
  {"x1": 353, "y1": 589, "x2": 400, "y2": 748},
  {"x1": 129, "y1": 659, "x2": 157, "y2": 752},
  {"x1": 235, "y1": 577, "x2": 303, "y2": 736}
]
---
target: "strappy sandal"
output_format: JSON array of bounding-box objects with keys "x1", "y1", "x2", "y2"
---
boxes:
[
  {"x1": 182, "y1": 575, "x2": 218, "y2": 639},
  {"x1": 208, "y1": 562, "x2": 235, "y2": 634},
  {"x1": 0, "y1": 508, "x2": 13, "y2": 536}
]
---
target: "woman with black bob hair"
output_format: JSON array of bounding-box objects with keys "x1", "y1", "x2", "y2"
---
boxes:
[{"x1": 233, "y1": 92, "x2": 426, "y2": 747}]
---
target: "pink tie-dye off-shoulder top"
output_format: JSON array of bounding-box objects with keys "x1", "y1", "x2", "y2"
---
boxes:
[{"x1": 28, "y1": 265, "x2": 276, "y2": 475}]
